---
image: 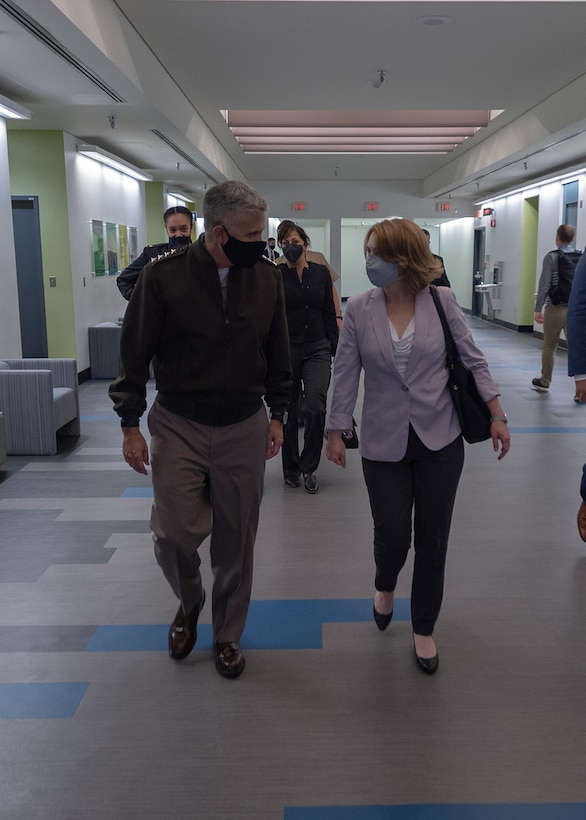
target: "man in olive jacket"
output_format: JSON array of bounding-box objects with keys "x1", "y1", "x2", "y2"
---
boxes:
[{"x1": 109, "y1": 181, "x2": 291, "y2": 678}]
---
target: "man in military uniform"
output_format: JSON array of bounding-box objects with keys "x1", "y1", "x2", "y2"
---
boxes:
[{"x1": 109, "y1": 181, "x2": 291, "y2": 678}]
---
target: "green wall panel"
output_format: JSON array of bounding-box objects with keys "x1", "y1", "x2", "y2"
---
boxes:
[
  {"x1": 7, "y1": 131, "x2": 76, "y2": 358},
  {"x1": 521, "y1": 197, "x2": 539, "y2": 325},
  {"x1": 145, "y1": 182, "x2": 165, "y2": 245}
]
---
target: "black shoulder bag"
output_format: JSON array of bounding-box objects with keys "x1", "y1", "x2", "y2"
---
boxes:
[{"x1": 429, "y1": 285, "x2": 492, "y2": 444}]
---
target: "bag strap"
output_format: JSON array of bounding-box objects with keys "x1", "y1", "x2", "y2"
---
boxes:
[{"x1": 429, "y1": 285, "x2": 458, "y2": 366}]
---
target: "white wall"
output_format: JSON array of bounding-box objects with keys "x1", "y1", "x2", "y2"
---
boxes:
[
  {"x1": 64, "y1": 131, "x2": 145, "y2": 371},
  {"x1": 477, "y1": 171, "x2": 586, "y2": 329},
  {"x1": 254, "y1": 179, "x2": 475, "y2": 295},
  {"x1": 0, "y1": 119, "x2": 23, "y2": 357},
  {"x1": 440, "y1": 218, "x2": 475, "y2": 311},
  {"x1": 340, "y1": 222, "x2": 371, "y2": 299}
]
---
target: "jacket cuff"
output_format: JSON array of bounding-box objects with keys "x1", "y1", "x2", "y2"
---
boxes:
[{"x1": 120, "y1": 415, "x2": 140, "y2": 428}]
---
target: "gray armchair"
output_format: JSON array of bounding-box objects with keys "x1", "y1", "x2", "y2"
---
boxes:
[
  {"x1": 0, "y1": 411, "x2": 6, "y2": 465},
  {"x1": 0, "y1": 359, "x2": 80, "y2": 455}
]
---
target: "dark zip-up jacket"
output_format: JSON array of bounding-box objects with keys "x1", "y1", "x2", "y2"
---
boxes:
[{"x1": 109, "y1": 236, "x2": 292, "y2": 427}]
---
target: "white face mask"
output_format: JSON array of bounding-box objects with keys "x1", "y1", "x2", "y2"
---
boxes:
[{"x1": 366, "y1": 254, "x2": 400, "y2": 287}]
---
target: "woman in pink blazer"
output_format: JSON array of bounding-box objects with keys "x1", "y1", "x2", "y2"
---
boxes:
[{"x1": 326, "y1": 219, "x2": 510, "y2": 674}]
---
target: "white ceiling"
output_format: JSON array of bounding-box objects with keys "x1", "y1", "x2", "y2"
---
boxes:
[{"x1": 2, "y1": 0, "x2": 586, "y2": 203}]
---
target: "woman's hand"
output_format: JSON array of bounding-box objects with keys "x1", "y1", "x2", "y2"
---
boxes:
[
  {"x1": 490, "y1": 421, "x2": 510, "y2": 460},
  {"x1": 325, "y1": 430, "x2": 346, "y2": 468}
]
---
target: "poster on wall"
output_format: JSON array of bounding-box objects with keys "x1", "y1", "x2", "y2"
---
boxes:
[
  {"x1": 106, "y1": 221, "x2": 118, "y2": 276},
  {"x1": 91, "y1": 219, "x2": 105, "y2": 276},
  {"x1": 118, "y1": 224, "x2": 129, "y2": 270},
  {"x1": 128, "y1": 226, "x2": 138, "y2": 262}
]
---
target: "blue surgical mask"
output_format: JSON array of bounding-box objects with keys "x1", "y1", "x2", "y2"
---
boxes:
[{"x1": 366, "y1": 254, "x2": 400, "y2": 288}]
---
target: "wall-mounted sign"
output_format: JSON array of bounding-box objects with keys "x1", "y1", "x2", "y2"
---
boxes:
[
  {"x1": 292, "y1": 202, "x2": 305, "y2": 211},
  {"x1": 436, "y1": 202, "x2": 451, "y2": 211},
  {"x1": 365, "y1": 202, "x2": 378, "y2": 211}
]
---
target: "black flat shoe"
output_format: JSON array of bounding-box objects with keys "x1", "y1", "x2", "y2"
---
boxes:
[
  {"x1": 285, "y1": 471, "x2": 301, "y2": 488},
  {"x1": 373, "y1": 605, "x2": 393, "y2": 631},
  {"x1": 303, "y1": 473, "x2": 319, "y2": 494},
  {"x1": 413, "y1": 646, "x2": 439, "y2": 675}
]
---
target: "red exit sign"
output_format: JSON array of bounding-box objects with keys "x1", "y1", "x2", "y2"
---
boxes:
[
  {"x1": 436, "y1": 202, "x2": 451, "y2": 212},
  {"x1": 292, "y1": 202, "x2": 305, "y2": 211},
  {"x1": 366, "y1": 202, "x2": 378, "y2": 211}
]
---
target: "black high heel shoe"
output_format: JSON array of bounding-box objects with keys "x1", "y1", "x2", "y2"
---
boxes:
[
  {"x1": 373, "y1": 605, "x2": 393, "y2": 632},
  {"x1": 413, "y1": 635, "x2": 439, "y2": 675}
]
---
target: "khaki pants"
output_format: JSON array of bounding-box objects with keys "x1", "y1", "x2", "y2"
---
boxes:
[
  {"x1": 540, "y1": 303, "x2": 568, "y2": 385},
  {"x1": 148, "y1": 402, "x2": 268, "y2": 643}
]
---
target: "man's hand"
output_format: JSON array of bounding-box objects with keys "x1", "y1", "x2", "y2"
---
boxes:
[
  {"x1": 534, "y1": 311, "x2": 544, "y2": 324},
  {"x1": 266, "y1": 419, "x2": 283, "y2": 459},
  {"x1": 122, "y1": 427, "x2": 149, "y2": 475}
]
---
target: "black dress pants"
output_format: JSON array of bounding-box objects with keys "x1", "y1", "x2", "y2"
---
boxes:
[
  {"x1": 362, "y1": 425, "x2": 464, "y2": 635},
  {"x1": 282, "y1": 339, "x2": 332, "y2": 476}
]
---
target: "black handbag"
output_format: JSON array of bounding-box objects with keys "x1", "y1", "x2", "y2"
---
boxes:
[
  {"x1": 341, "y1": 418, "x2": 359, "y2": 449},
  {"x1": 429, "y1": 286, "x2": 492, "y2": 444}
]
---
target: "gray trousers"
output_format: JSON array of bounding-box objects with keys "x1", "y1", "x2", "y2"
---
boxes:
[{"x1": 148, "y1": 402, "x2": 268, "y2": 643}]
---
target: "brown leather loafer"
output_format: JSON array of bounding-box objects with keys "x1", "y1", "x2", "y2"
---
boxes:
[
  {"x1": 578, "y1": 501, "x2": 586, "y2": 542},
  {"x1": 214, "y1": 641, "x2": 245, "y2": 678},
  {"x1": 168, "y1": 590, "x2": 205, "y2": 661}
]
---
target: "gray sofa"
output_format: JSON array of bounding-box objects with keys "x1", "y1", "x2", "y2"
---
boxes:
[
  {"x1": 0, "y1": 359, "x2": 80, "y2": 456},
  {"x1": 0, "y1": 411, "x2": 6, "y2": 465}
]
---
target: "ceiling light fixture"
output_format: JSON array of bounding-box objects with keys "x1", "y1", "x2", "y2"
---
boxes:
[
  {"x1": 0, "y1": 92, "x2": 31, "y2": 120},
  {"x1": 370, "y1": 70, "x2": 386, "y2": 89},
  {"x1": 169, "y1": 191, "x2": 194, "y2": 204},
  {"x1": 413, "y1": 15, "x2": 455, "y2": 28},
  {"x1": 477, "y1": 166, "x2": 586, "y2": 206},
  {"x1": 76, "y1": 144, "x2": 152, "y2": 181}
]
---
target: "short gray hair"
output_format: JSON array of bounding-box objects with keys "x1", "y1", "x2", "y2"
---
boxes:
[{"x1": 203, "y1": 180, "x2": 267, "y2": 229}]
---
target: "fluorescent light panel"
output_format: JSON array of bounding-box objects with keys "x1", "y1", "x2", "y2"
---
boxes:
[
  {"x1": 225, "y1": 110, "x2": 493, "y2": 156},
  {"x1": 477, "y1": 167, "x2": 586, "y2": 205},
  {"x1": 77, "y1": 144, "x2": 152, "y2": 181},
  {"x1": 0, "y1": 93, "x2": 31, "y2": 120},
  {"x1": 169, "y1": 191, "x2": 194, "y2": 203}
]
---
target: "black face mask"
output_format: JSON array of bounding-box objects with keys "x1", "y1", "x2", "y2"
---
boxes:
[
  {"x1": 222, "y1": 229, "x2": 266, "y2": 268},
  {"x1": 168, "y1": 235, "x2": 191, "y2": 249},
  {"x1": 283, "y1": 244, "x2": 304, "y2": 263}
]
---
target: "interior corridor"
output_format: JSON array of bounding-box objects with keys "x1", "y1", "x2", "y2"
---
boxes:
[{"x1": 1, "y1": 317, "x2": 586, "y2": 819}]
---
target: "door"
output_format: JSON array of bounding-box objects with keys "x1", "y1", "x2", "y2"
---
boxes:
[
  {"x1": 472, "y1": 227, "x2": 486, "y2": 318},
  {"x1": 11, "y1": 196, "x2": 48, "y2": 357}
]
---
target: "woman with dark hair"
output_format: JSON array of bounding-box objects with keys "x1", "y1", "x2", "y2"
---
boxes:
[
  {"x1": 277, "y1": 221, "x2": 339, "y2": 493},
  {"x1": 326, "y1": 218, "x2": 510, "y2": 673},
  {"x1": 117, "y1": 206, "x2": 193, "y2": 300}
]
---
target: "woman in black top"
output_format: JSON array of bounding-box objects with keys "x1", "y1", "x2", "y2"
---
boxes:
[
  {"x1": 116, "y1": 206, "x2": 193, "y2": 300},
  {"x1": 277, "y1": 222, "x2": 339, "y2": 493}
]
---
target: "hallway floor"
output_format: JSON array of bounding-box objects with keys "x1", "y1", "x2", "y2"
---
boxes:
[{"x1": 1, "y1": 318, "x2": 586, "y2": 819}]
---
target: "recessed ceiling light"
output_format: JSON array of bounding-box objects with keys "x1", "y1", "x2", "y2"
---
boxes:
[{"x1": 413, "y1": 15, "x2": 455, "y2": 28}]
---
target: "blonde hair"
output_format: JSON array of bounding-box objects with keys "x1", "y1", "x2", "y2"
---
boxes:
[{"x1": 364, "y1": 219, "x2": 443, "y2": 295}]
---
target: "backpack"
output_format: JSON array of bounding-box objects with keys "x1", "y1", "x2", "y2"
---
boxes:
[{"x1": 549, "y1": 249, "x2": 582, "y2": 305}]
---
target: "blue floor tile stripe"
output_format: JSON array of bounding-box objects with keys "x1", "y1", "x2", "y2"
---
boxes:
[
  {"x1": 85, "y1": 598, "x2": 411, "y2": 652},
  {"x1": 509, "y1": 427, "x2": 586, "y2": 433},
  {"x1": 0, "y1": 682, "x2": 89, "y2": 719},
  {"x1": 284, "y1": 804, "x2": 586, "y2": 819},
  {"x1": 121, "y1": 487, "x2": 153, "y2": 497}
]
